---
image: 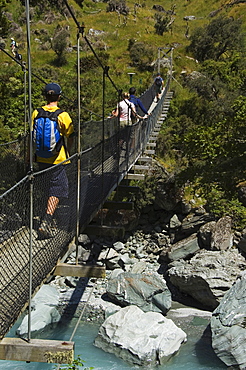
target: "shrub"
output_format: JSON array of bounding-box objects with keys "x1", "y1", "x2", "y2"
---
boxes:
[
  {"x1": 106, "y1": 0, "x2": 129, "y2": 15},
  {"x1": 129, "y1": 42, "x2": 155, "y2": 71}
]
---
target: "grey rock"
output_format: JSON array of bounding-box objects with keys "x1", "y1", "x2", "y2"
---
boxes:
[
  {"x1": 145, "y1": 240, "x2": 162, "y2": 254},
  {"x1": 16, "y1": 285, "x2": 60, "y2": 336},
  {"x1": 183, "y1": 15, "x2": 196, "y2": 21},
  {"x1": 194, "y1": 205, "x2": 206, "y2": 215},
  {"x1": 16, "y1": 304, "x2": 60, "y2": 336},
  {"x1": 180, "y1": 213, "x2": 214, "y2": 238},
  {"x1": 78, "y1": 233, "x2": 91, "y2": 245},
  {"x1": 154, "y1": 225, "x2": 162, "y2": 232},
  {"x1": 88, "y1": 28, "x2": 105, "y2": 36},
  {"x1": 199, "y1": 221, "x2": 216, "y2": 248},
  {"x1": 131, "y1": 261, "x2": 147, "y2": 274},
  {"x1": 94, "y1": 305, "x2": 187, "y2": 366},
  {"x1": 170, "y1": 214, "x2": 182, "y2": 229},
  {"x1": 157, "y1": 233, "x2": 170, "y2": 248},
  {"x1": 107, "y1": 271, "x2": 171, "y2": 314},
  {"x1": 98, "y1": 248, "x2": 119, "y2": 261},
  {"x1": 136, "y1": 244, "x2": 145, "y2": 256},
  {"x1": 109, "y1": 268, "x2": 125, "y2": 279},
  {"x1": 237, "y1": 228, "x2": 246, "y2": 253},
  {"x1": 211, "y1": 272, "x2": 246, "y2": 369},
  {"x1": 106, "y1": 256, "x2": 122, "y2": 270},
  {"x1": 119, "y1": 253, "x2": 137, "y2": 266},
  {"x1": 113, "y1": 241, "x2": 125, "y2": 252},
  {"x1": 167, "y1": 233, "x2": 200, "y2": 262},
  {"x1": 168, "y1": 249, "x2": 246, "y2": 310},
  {"x1": 211, "y1": 216, "x2": 233, "y2": 251}
]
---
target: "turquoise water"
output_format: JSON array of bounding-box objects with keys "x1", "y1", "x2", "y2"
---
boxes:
[{"x1": 1, "y1": 315, "x2": 226, "y2": 369}]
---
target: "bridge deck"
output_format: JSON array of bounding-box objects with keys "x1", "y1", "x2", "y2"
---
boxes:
[{"x1": 0, "y1": 88, "x2": 173, "y2": 347}]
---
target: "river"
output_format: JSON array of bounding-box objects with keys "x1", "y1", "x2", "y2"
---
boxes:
[{"x1": 1, "y1": 307, "x2": 227, "y2": 370}]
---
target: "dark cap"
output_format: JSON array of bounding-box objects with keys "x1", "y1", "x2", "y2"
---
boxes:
[{"x1": 44, "y1": 83, "x2": 62, "y2": 95}]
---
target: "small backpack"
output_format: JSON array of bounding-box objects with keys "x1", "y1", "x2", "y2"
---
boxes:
[
  {"x1": 155, "y1": 77, "x2": 162, "y2": 86},
  {"x1": 33, "y1": 108, "x2": 64, "y2": 158}
]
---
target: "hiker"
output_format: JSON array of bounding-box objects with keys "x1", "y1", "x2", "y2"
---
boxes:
[
  {"x1": 112, "y1": 92, "x2": 141, "y2": 126},
  {"x1": 112, "y1": 92, "x2": 142, "y2": 158},
  {"x1": 32, "y1": 82, "x2": 74, "y2": 239},
  {"x1": 154, "y1": 73, "x2": 164, "y2": 102},
  {"x1": 128, "y1": 87, "x2": 150, "y2": 121},
  {"x1": 10, "y1": 38, "x2": 17, "y2": 56}
]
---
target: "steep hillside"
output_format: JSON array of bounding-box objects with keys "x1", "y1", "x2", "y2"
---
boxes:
[{"x1": 1, "y1": 0, "x2": 246, "y2": 112}]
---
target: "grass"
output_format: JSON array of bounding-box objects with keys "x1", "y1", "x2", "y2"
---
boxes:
[{"x1": 3, "y1": 0, "x2": 246, "y2": 111}]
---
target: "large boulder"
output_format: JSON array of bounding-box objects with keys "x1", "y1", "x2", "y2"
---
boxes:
[
  {"x1": 16, "y1": 285, "x2": 60, "y2": 336},
  {"x1": 237, "y1": 228, "x2": 246, "y2": 254},
  {"x1": 106, "y1": 271, "x2": 171, "y2": 314},
  {"x1": 167, "y1": 233, "x2": 200, "y2": 262},
  {"x1": 94, "y1": 305, "x2": 187, "y2": 366},
  {"x1": 178, "y1": 213, "x2": 214, "y2": 239},
  {"x1": 198, "y1": 221, "x2": 216, "y2": 248},
  {"x1": 210, "y1": 216, "x2": 233, "y2": 251},
  {"x1": 167, "y1": 249, "x2": 246, "y2": 310},
  {"x1": 211, "y1": 272, "x2": 246, "y2": 369},
  {"x1": 199, "y1": 217, "x2": 233, "y2": 251}
]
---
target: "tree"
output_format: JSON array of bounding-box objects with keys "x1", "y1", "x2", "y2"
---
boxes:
[
  {"x1": 187, "y1": 16, "x2": 244, "y2": 62},
  {"x1": 129, "y1": 42, "x2": 155, "y2": 71},
  {"x1": 154, "y1": 14, "x2": 170, "y2": 36},
  {"x1": 52, "y1": 25, "x2": 70, "y2": 66},
  {"x1": 106, "y1": 0, "x2": 129, "y2": 15}
]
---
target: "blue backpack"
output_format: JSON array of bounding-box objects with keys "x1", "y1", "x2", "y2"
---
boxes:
[
  {"x1": 33, "y1": 108, "x2": 64, "y2": 158},
  {"x1": 155, "y1": 77, "x2": 162, "y2": 86}
]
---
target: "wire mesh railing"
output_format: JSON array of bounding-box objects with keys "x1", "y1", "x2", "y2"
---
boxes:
[{"x1": 0, "y1": 80, "x2": 171, "y2": 339}]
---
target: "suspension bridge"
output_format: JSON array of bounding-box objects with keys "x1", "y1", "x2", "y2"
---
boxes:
[{"x1": 0, "y1": 0, "x2": 174, "y2": 365}]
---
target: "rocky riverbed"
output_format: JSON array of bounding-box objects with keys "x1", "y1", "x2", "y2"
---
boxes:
[{"x1": 17, "y1": 161, "x2": 246, "y2": 369}]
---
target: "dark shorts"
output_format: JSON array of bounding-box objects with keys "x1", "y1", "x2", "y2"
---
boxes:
[
  {"x1": 38, "y1": 163, "x2": 69, "y2": 198},
  {"x1": 155, "y1": 85, "x2": 162, "y2": 94}
]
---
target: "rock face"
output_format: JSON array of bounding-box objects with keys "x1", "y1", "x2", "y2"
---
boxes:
[
  {"x1": 167, "y1": 249, "x2": 246, "y2": 310},
  {"x1": 94, "y1": 305, "x2": 187, "y2": 366},
  {"x1": 211, "y1": 272, "x2": 246, "y2": 369},
  {"x1": 106, "y1": 271, "x2": 172, "y2": 314}
]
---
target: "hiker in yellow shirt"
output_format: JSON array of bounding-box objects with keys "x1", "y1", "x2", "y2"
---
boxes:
[{"x1": 32, "y1": 82, "x2": 74, "y2": 238}]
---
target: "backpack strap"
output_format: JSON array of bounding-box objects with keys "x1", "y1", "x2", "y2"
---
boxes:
[{"x1": 35, "y1": 107, "x2": 63, "y2": 120}]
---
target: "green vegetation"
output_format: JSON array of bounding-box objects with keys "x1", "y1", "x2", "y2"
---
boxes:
[
  {"x1": 1, "y1": 0, "x2": 246, "y2": 227},
  {"x1": 53, "y1": 355, "x2": 94, "y2": 369},
  {"x1": 157, "y1": 11, "x2": 246, "y2": 229}
]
